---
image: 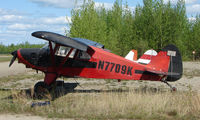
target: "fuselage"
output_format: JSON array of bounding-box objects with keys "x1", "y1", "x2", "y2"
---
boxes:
[{"x1": 16, "y1": 45, "x2": 164, "y2": 83}]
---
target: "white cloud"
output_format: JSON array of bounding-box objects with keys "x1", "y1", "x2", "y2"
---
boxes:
[
  {"x1": 187, "y1": 4, "x2": 200, "y2": 14},
  {"x1": 30, "y1": 0, "x2": 134, "y2": 11},
  {"x1": 3, "y1": 30, "x2": 27, "y2": 36},
  {"x1": 95, "y1": 2, "x2": 113, "y2": 9},
  {"x1": 0, "y1": 8, "x2": 9, "y2": 15},
  {"x1": 163, "y1": 0, "x2": 177, "y2": 4},
  {"x1": 41, "y1": 16, "x2": 71, "y2": 24},
  {"x1": 0, "y1": 7, "x2": 70, "y2": 45},
  {"x1": 94, "y1": 2, "x2": 135, "y2": 12},
  {"x1": 0, "y1": 9, "x2": 26, "y2": 23},
  {"x1": 7, "y1": 23, "x2": 35, "y2": 30},
  {"x1": 0, "y1": 8, "x2": 17, "y2": 15},
  {"x1": 29, "y1": 0, "x2": 82, "y2": 8},
  {"x1": 162, "y1": 0, "x2": 200, "y2": 15},
  {"x1": 0, "y1": 15, "x2": 24, "y2": 22},
  {"x1": 185, "y1": 0, "x2": 197, "y2": 4},
  {"x1": 164, "y1": 0, "x2": 197, "y2": 4},
  {"x1": 188, "y1": 17, "x2": 196, "y2": 21}
]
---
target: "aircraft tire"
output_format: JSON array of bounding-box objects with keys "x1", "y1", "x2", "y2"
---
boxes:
[{"x1": 33, "y1": 81, "x2": 52, "y2": 100}]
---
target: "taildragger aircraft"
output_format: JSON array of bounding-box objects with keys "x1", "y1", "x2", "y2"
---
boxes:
[{"x1": 9, "y1": 31, "x2": 183, "y2": 99}]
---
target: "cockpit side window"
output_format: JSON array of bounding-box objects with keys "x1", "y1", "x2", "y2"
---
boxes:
[
  {"x1": 41, "y1": 43, "x2": 91, "y2": 60},
  {"x1": 55, "y1": 46, "x2": 76, "y2": 58}
]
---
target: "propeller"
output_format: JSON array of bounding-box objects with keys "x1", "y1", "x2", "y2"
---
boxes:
[{"x1": 9, "y1": 50, "x2": 17, "y2": 67}]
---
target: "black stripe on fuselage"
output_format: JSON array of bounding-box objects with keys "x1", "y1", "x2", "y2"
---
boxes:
[
  {"x1": 63, "y1": 59, "x2": 97, "y2": 68},
  {"x1": 135, "y1": 70, "x2": 157, "y2": 76}
]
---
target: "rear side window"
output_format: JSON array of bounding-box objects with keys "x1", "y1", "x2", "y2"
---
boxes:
[{"x1": 78, "y1": 51, "x2": 91, "y2": 60}]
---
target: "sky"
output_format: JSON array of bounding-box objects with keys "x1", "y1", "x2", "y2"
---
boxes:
[{"x1": 0, "y1": 0, "x2": 200, "y2": 45}]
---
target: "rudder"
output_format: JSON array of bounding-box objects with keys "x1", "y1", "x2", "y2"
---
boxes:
[{"x1": 162, "y1": 44, "x2": 183, "y2": 81}]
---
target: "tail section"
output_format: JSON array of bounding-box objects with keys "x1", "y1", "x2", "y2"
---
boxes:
[
  {"x1": 126, "y1": 45, "x2": 182, "y2": 81},
  {"x1": 125, "y1": 50, "x2": 138, "y2": 61},
  {"x1": 144, "y1": 44, "x2": 183, "y2": 82}
]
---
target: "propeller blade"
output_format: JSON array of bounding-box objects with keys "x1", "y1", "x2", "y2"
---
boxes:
[{"x1": 9, "y1": 50, "x2": 17, "y2": 67}]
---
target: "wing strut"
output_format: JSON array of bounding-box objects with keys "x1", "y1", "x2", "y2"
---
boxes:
[
  {"x1": 49, "y1": 41, "x2": 55, "y2": 66},
  {"x1": 59, "y1": 48, "x2": 74, "y2": 68}
]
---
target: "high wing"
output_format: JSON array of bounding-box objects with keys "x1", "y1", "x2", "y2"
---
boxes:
[{"x1": 32, "y1": 31, "x2": 104, "y2": 51}]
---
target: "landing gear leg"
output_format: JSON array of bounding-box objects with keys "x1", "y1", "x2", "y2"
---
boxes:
[{"x1": 49, "y1": 81, "x2": 57, "y2": 101}]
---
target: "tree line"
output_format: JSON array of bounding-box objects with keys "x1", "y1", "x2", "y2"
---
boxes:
[
  {"x1": 0, "y1": 42, "x2": 44, "y2": 54},
  {"x1": 69, "y1": 0, "x2": 200, "y2": 60}
]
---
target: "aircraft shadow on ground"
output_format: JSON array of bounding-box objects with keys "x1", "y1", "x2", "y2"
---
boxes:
[{"x1": 1, "y1": 82, "x2": 167, "y2": 101}]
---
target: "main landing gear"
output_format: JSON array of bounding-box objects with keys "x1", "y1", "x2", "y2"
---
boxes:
[
  {"x1": 33, "y1": 81, "x2": 64, "y2": 100},
  {"x1": 33, "y1": 81, "x2": 54, "y2": 100},
  {"x1": 33, "y1": 80, "x2": 79, "y2": 100}
]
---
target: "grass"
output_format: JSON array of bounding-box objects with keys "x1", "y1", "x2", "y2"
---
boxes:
[
  {"x1": 0, "y1": 72, "x2": 44, "y2": 88},
  {"x1": 184, "y1": 69, "x2": 200, "y2": 78},
  {"x1": 1, "y1": 74, "x2": 198, "y2": 119},
  {"x1": 0, "y1": 73, "x2": 44, "y2": 83},
  {"x1": 0, "y1": 56, "x2": 12, "y2": 62},
  {"x1": 0, "y1": 89, "x2": 200, "y2": 120}
]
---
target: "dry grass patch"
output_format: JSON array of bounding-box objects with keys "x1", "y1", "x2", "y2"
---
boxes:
[
  {"x1": 52, "y1": 92, "x2": 200, "y2": 119},
  {"x1": 0, "y1": 57, "x2": 11, "y2": 62},
  {"x1": 0, "y1": 73, "x2": 44, "y2": 88},
  {"x1": 0, "y1": 90, "x2": 200, "y2": 120},
  {"x1": 0, "y1": 56, "x2": 11, "y2": 62}
]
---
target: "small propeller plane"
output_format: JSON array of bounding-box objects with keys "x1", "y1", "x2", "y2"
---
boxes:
[{"x1": 9, "y1": 31, "x2": 182, "y2": 99}]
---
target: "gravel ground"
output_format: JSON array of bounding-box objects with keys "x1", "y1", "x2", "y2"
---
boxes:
[{"x1": 2, "y1": 61, "x2": 200, "y2": 92}]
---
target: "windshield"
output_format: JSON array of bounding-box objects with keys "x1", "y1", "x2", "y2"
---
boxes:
[{"x1": 41, "y1": 42, "x2": 55, "y2": 50}]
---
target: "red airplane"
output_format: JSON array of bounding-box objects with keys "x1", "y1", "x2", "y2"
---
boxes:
[{"x1": 9, "y1": 31, "x2": 182, "y2": 99}]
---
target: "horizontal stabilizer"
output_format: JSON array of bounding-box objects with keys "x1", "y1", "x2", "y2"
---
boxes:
[
  {"x1": 137, "y1": 49, "x2": 157, "y2": 64},
  {"x1": 145, "y1": 68, "x2": 181, "y2": 76}
]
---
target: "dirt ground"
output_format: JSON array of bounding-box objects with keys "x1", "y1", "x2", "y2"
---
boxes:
[
  {"x1": 0, "y1": 114, "x2": 47, "y2": 120},
  {"x1": 0, "y1": 61, "x2": 200, "y2": 119},
  {"x1": 0, "y1": 62, "x2": 30, "y2": 77},
  {"x1": 0, "y1": 114, "x2": 74, "y2": 120}
]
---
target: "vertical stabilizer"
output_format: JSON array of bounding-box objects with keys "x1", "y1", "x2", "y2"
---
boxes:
[{"x1": 125, "y1": 50, "x2": 138, "y2": 61}]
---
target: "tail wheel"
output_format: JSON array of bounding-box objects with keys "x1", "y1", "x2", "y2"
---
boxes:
[
  {"x1": 172, "y1": 87, "x2": 177, "y2": 92},
  {"x1": 33, "y1": 81, "x2": 52, "y2": 100}
]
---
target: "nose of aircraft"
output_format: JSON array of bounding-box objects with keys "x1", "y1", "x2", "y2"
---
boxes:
[
  {"x1": 9, "y1": 50, "x2": 18, "y2": 67},
  {"x1": 9, "y1": 48, "x2": 41, "y2": 67}
]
